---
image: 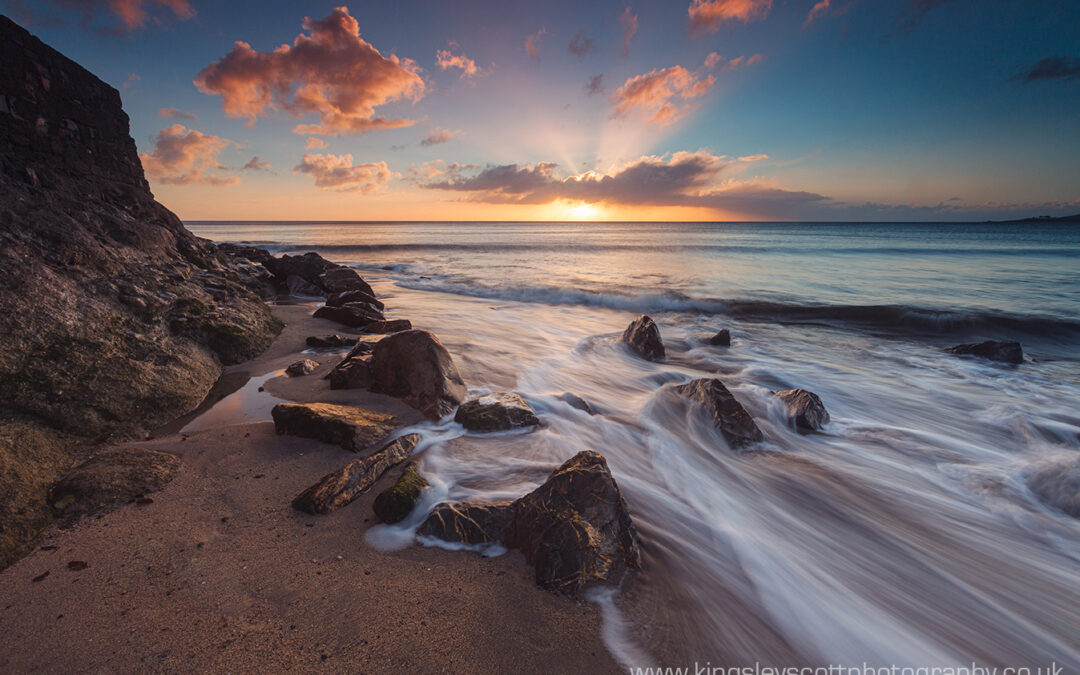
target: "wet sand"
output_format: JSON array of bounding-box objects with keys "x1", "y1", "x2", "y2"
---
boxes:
[{"x1": 0, "y1": 304, "x2": 619, "y2": 673}]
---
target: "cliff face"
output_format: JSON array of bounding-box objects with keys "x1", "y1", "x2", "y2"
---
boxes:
[{"x1": 0, "y1": 15, "x2": 282, "y2": 565}]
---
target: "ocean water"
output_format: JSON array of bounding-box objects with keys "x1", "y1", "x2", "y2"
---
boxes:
[{"x1": 190, "y1": 221, "x2": 1080, "y2": 668}]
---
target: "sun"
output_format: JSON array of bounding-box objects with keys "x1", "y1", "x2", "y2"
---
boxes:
[{"x1": 556, "y1": 201, "x2": 602, "y2": 221}]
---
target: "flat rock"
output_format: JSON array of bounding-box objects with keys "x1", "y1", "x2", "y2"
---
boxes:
[
  {"x1": 49, "y1": 447, "x2": 179, "y2": 519},
  {"x1": 368, "y1": 330, "x2": 466, "y2": 420},
  {"x1": 286, "y1": 358, "x2": 319, "y2": 377},
  {"x1": 305, "y1": 334, "x2": 357, "y2": 348},
  {"x1": 772, "y1": 388, "x2": 829, "y2": 432},
  {"x1": 707, "y1": 329, "x2": 731, "y2": 346},
  {"x1": 293, "y1": 434, "x2": 420, "y2": 514},
  {"x1": 312, "y1": 302, "x2": 384, "y2": 327},
  {"x1": 364, "y1": 319, "x2": 412, "y2": 334},
  {"x1": 455, "y1": 392, "x2": 540, "y2": 432},
  {"x1": 947, "y1": 340, "x2": 1023, "y2": 364},
  {"x1": 674, "y1": 378, "x2": 763, "y2": 448},
  {"x1": 620, "y1": 314, "x2": 665, "y2": 361},
  {"x1": 271, "y1": 402, "x2": 398, "y2": 452},
  {"x1": 372, "y1": 461, "x2": 429, "y2": 524}
]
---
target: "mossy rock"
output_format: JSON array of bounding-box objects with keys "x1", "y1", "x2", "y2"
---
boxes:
[
  {"x1": 373, "y1": 461, "x2": 428, "y2": 524},
  {"x1": 49, "y1": 446, "x2": 180, "y2": 520}
]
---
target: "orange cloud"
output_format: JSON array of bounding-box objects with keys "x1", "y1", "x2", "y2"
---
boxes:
[
  {"x1": 139, "y1": 124, "x2": 238, "y2": 186},
  {"x1": 705, "y1": 52, "x2": 764, "y2": 70},
  {"x1": 435, "y1": 42, "x2": 483, "y2": 78},
  {"x1": 420, "y1": 129, "x2": 458, "y2": 146},
  {"x1": 526, "y1": 28, "x2": 547, "y2": 62},
  {"x1": 688, "y1": 0, "x2": 772, "y2": 34},
  {"x1": 48, "y1": 0, "x2": 195, "y2": 31},
  {"x1": 612, "y1": 61, "x2": 716, "y2": 126},
  {"x1": 193, "y1": 6, "x2": 424, "y2": 136},
  {"x1": 157, "y1": 107, "x2": 197, "y2": 121},
  {"x1": 620, "y1": 7, "x2": 638, "y2": 57},
  {"x1": 293, "y1": 153, "x2": 394, "y2": 192},
  {"x1": 305, "y1": 137, "x2": 327, "y2": 150}
]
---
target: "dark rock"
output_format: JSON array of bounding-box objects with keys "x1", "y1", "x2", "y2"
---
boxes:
[
  {"x1": 455, "y1": 393, "x2": 540, "y2": 431},
  {"x1": 312, "y1": 302, "x2": 384, "y2": 327},
  {"x1": 317, "y1": 267, "x2": 374, "y2": 297},
  {"x1": 286, "y1": 274, "x2": 322, "y2": 297},
  {"x1": 372, "y1": 461, "x2": 428, "y2": 524},
  {"x1": 364, "y1": 319, "x2": 412, "y2": 334},
  {"x1": 263, "y1": 252, "x2": 337, "y2": 290},
  {"x1": 620, "y1": 315, "x2": 665, "y2": 361},
  {"x1": 1026, "y1": 458, "x2": 1080, "y2": 518},
  {"x1": 293, "y1": 434, "x2": 420, "y2": 514},
  {"x1": 328, "y1": 357, "x2": 372, "y2": 390},
  {"x1": 271, "y1": 402, "x2": 399, "y2": 452},
  {"x1": 305, "y1": 334, "x2": 357, "y2": 349},
  {"x1": 771, "y1": 388, "x2": 829, "y2": 432},
  {"x1": 368, "y1": 330, "x2": 467, "y2": 420},
  {"x1": 419, "y1": 451, "x2": 640, "y2": 595},
  {"x1": 947, "y1": 340, "x2": 1023, "y2": 364},
  {"x1": 707, "y1": 329, "x2": 731, "y2": 346},
  {"x1": 673, "y1": 378, "x2": 763, "y2": 448},
  {"x1": 286, "y1": 359, "x2": 319, "y2": 377},
  {"x1": 559, "y1": 392, "x2": 594, "y2": 415},
  {"x1": 48, "y1": 447, "x2": 179, "y2": 519},
  {"x1": 326, "y1": 289, "x2": 383, "y2": 310}
]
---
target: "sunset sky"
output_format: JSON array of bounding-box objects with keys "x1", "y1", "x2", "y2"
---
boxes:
[{"x1": 5, "y1": 0, "x2": 1079, "y2": 221}]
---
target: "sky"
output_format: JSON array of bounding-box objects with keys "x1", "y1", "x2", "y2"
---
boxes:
[{"x1": 4, "y1": 0, "x2": 1080, "y2": 222}]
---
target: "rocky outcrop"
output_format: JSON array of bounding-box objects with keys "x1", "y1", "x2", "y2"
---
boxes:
[
  {"x1": 455, "y1": 393, "x2": 540, "y2": 432},
  {"x1": 48, "y1": 447, "x2": 179, "y2": 519},
  {"x1": 373, "y1": 461, "x2": 428, "y2": 524},
  {"x1": 293, "y1": 434, "x2": 420, "y2": 515},
  {"x1": 1026, "y1": 458, "x2": 1080, "y2": 518},
  {"x1": 707, "y1": 329, "x2": 731, "y2": 346},
  {"x1": 368, "y1": 330, "x2": 467, "y2": 420},
  {"x1": 674, "y1": 378, "x2": 763, "y2": 448},
  {"x1": 621, "y1": 315, "x2": 665, "y2": 361},
  {"x1": 306, "y1": 334, "x2": 357, "y2": 349},
  {"x1": 271, "y1": 402, "x2": 399, "y2": 453},
  {"x1": 419, "y1": 451, "x2": 641, "y2": 595},
  {"x1": 772, "y1": 388, "x2": 829, "y2": 432},
  {"x1": 286, "y1": 359, "x2": 319, "y2": 377},
  {"x1": 947, "y1": 340, "x2": 1023, "y2": 364}
]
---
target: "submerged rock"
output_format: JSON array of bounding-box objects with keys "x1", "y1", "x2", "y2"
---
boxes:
[
  {"x1": 327, "y1": 289, "x2": 384, "y2": 310},
  {"x1": 674, "y1": 378, "x2": 763, "y2": 448},
  {"x1": 373, "y1": 461, "x2": 429, "y2": 524},
  {"x1": 293, "y1": 434, "x2": 420, "y2": 515},
  {"x1": 286, "y1": 358, "x2": 319, "y2": 377},
  {"x1": 368, "y1": 330, "x2": 467, "y2": 420},
  {"x1": 49, "y1": 447, "x2": 179, "y2": 519},
  {"x1": 707, "y1": 329, "x2": 731, "y2": 346},
  {"x1": 772, "y1": 388, "x2": 829, "y2": 432},
  {"x1": 306, "y1": 334, "x2": 357, "y2": 349},
  {"x1": 620, "y1": 314, "x2": 665, "y2": 361},
  {"x1": 313, "y1": 302, "x2": 384, "y2": 328},
  {"x1": 947, "y1": 340, "x2": 1023, "y2": 364},
  {"x1": 364, "y1": 319, "x2": 412, "y2": 334},
  {"x1": 455, "y1": 392, "x2": 540, "y2": 432},
  {"x1": 559, "y1": 392, "x2": 595, "y2": 415},
  {"x1": 271, "y1": 402, "x2": 398, "y2": 452},
  {"x1": 1026, "y1": 458, "x2": 1080, "y2": 518},
  {"x1": 419, "y1": 451, "x2": 641, "y2": 595}
]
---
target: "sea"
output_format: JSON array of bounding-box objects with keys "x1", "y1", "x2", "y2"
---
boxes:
[{"x1": 189, "y1": 221, "x2": 1080, "y2": 669}]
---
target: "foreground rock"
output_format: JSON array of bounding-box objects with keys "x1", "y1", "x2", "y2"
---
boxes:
[
  {"x1": 373, "y1": 461, "x2": 429, "y2": 524},
  {"x1": 369, "y1": 330, "x2": 467, "y2": 420},
  {"x1": 707, "y1": 329, "x2": 731, "y2": 346},
  {"x1": 293, "y1": 434, "x2": 420, "y2": 514},
  {"x1": 947, "y1": 340, "x2": 1023, "y2": 364},
  {"x1": 621, "y1": 315, "x2": 665, "y2": 361},
  {"x1": 48, "y1": 447, "x2": 179, "y2": 519},
  {"x1": 674, "y1": 378, "x2": 763, "y2": 448},
  {"x1": 455, "y1": 393, "x2": 540, "y2": 432},
  {"x1": 313, "y1": 302, "x2": 384, "y2": 328},
  {"x1": 326, "y1": 341, "x2": 377, "y2": 389},
  {"x1": 286, "y1": 359, "x2": 319, "y2": 377},
  {"x1": 306, "y1": 334, "x2": 358, "y2": 348},
  {"x1": 271, "y1": 403, "x2": 398, "y2": 452},
  {"x1": 1026, "y1": 458, "x2": 1080, "y2": 518},
  {"x1": 419, "y1": 451, "x2": 641, "y2": 595},
  {"x1": 772, "y1": 388, "x2": 830, "y2": 432}
]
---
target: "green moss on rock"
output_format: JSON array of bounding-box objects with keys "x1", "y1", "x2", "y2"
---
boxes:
[{"x1": 373, "y1": 461, "x2": 428, "y2": 524}]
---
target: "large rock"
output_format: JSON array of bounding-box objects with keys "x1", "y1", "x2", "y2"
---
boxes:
[
  {"x1": 674, "y1": 378, "x2": 763, "y2": 448},
  {"x1": 327, "y1": 289, "x2": 384, "y2": 310},
  {"x1": 313, "y1": 302, "x2": 384, "y2": 328},
  {"x1": 48, "y1": 447, "x2": 179, "y2": 519},
  {"x1": 293, "y1": 434, "x2": 420, "y2": 514},
  {"x1": 455, "y1": 392, "x2": 540, "y2": 432},
  {"x1": 368, "y1": 330, "x2": 467, "y2": 420},
  {"x1": 947, "y1": 340, "x2": 1023, "y2": 364},
  {"x1": 271, "y1": 403, "x2": 398, "y2": 452},
  {"x1": 707, "y1": 329, "x2": 731, "y2": 346},
  {"x1": 328, "y1": 357, "x2": 372, "y2": 390},
  {"x1": 772, "y1": 388, "x2": 829, "y2": 432},
  {"x1": 286, "y1": 358, "x2": 319, "y2": 377},
  {"x1": 621, "y1": 315, "x2": 665, "y2": 361},
  {"x1": 263, "y1": 252, "x2": 337, "y2": 290},
  {"x1": 418, "y1": 451, "x2": 641, "y2": 595},
  {"x1": 372, "y1": 461, "x2": 429, "y2": 524},
  {"x1": 286, "y1": 274, "x2": 322, "y2": 297},
  {"x1": 364, "y1": 319, "x2": 412, "y2": 334},
  {"x1": 1026, "y1": 458, "x2": 1080, "y2": 518},
  {"x1": 317, "y1": 267, "x2": 374, "y2": 297}
]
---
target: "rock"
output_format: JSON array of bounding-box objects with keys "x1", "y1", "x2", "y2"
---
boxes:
[
  {"x1": 312, "y1": 302, "x2": 384, "y2": 327},
  {"x1": 317, "y1": 267, "x2": 374, "y2": 297},
  {"x1": 328, "y1": 357, "x2": 371, "y2": 390},
  {"x1": 364, "y1": 319, "x2": 412, "y2": 334},
  {"x1": 620, "y1": 314, "x2": 665, "y2": 361},
  {"x1": 286, "y1": 359, "x2": 319, "y2": 377},
  {"x1": 305, "y1": 334, "x2": 357, "y2": 348},
  {"x1": 947, "y1": 340, "x2": 1023, "y2": 364},
  {"x1": 293, "y1": 434, "x2": 420, "y2": 514},
  {"x1": 263, "y1": 252, "x2": 337, "y2": 291},
  {"x1": 707, "y1": 329, "x2": 731, "y2": 346},
  {"x1": 673, "y1": 378, "x2": 763, "y2": 448},
  {"x1": 286, "y1": 274, "x2": 322, "y2": 297},
  {"x1": 368, "y1": 330, "x2": 467, "y2": 420},
  {"x1": 372, "y1": 461, "x2": 429, "y2": 524},
  {"x1": 1026, "y1": 458, "x2": 1080, "y2": 518},
  {"x1": 559, "y1": 392, "x2": 594, "y2": 415},
  {"x1": 771, "y1": 388, "x2": 829, "y2": 432},
  {"x1": 419, "y1": 451, "x2": 641, "y2": 595},
  {"x1": 271, "y1": 403, "x2": 398, "y2": 452},
  {"x1": 455, "y1": 392, "x2": 540, "y2": 431},
  {"x1": 326, "y1": 289, "x2": 384, "y2": 310},
  {"x1": 48, "y1": 447, "x2": 179, "y2": 519}
]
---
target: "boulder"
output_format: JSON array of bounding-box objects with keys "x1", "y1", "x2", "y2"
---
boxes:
[
  {"x1": 707, "y1": 329, "x2": 731, "y2": 346},
  {"x1": 271, "y1": 402, "x2": 398, "y2": 452},
  {"x1": 327, "y1": 289, "x2": 384, "y2": 310},
  {"x1": 317, "y1": 267, "x2": 375, "y2": 297},
  {"x1": 285, "y1": 274, "x2": 322, "y2": 297},
  {"x1": 1026, "y1": 458, "x2": 1080, "y2": 518},
  {"x1": 368, "y1": 330, "x2": 467, "y2": 420},
  {"x1": 312, "y1": 302, "x2": 384, "y2": 327},
  {"x1": 328, "y1": 357, "x2": 372, "y2": 390},
  {"x1": 947, "y1": 340, "x2": 1023, "y2": 364},
  {"x1": 372, "y1": 461, "x2": 429, "y2": 524},
  {"x1": 293, "y1": 434, "x2": 420, "y2": 515},
  {"x1": 455, "y1": 392, "x2": 540, "y2": 432},
  {"x1": 263, "y1": 252, "x2": 337, "y2": 289},
  {"x1": 674, "y1": 378, "x2": 763, "y2": 448},
  {"x1": 49, "y1": 447, "x2": 179, "y2": 519},
  {"x1": 559, "y1": 392, "x2": 594, "y2": 415},
  {"x1": 305, "y1": 334, "x2": 357, "y2": 348},
  {"x1": 418, "y1": 451, "x2": 641, "y2": 595},
  {"x1": 621, "y1": 314, "x2": 665, "y2": 361},
  {"x1": 364, "y1": 319, "x2": 412, "y2": 334},
  {"x1": 771, "y1": 388, "x2": 829, "y2": 432},
  {"x1": 286, "y1": 358, "x2": 319, "y2": 377}
]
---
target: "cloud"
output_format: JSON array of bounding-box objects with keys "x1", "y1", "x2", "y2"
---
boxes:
[
  {"x1": 737, "y1": 154, "x2": 769, "y2": 162},
  {"x1": 619, "y1": 7, "x2": 638, "y2": 57},
  {"x1": 305, "y1": 137, "x2": 327, "y2": 150},
  {"x1": 688, "y1": 0, "x2": 772, "y2": 35},
  {"x1": 436, "y1": 42, "x2": 486, "y2": 78},
  {"x1": 704, "y1": 52, "x2": 763, "y2": 70},
  {"x1": 526, "y1": 27, "x2": 547, "y2": 62},
  {"x1": 899, "y1": 0, "x2": 953, "y2": 31},
  {"x1": 293, "y1": 153, "x2": 394, "y2": 192},
  {"x1": 612, "y1": 53, "x2": 739, "y2": 126},
  {"x1": 568, "y1": 29, "x2": 596, "y2": 59},
  {"x1": 585, "y1": 74, "x2": 605, "y2": 96},
  {"x1": 420, "y1": 129, "x2": 459, "y2": 146},
  {"x1": 242, "y1": 156, "x2": 271, "y2": 171},
  {"x1": 138, "y1": 124, "x2": 239, "y2": 186},
  {"x1": 193, "y1": 6, "x2": 425, "y2": 136},
  {"x1": 1019, "y1": 56, "x2": 1080, "y2": 83},
  {"x1": 41, "y1": 0, "x2": 195, "y2": 31},
  {"x1": 158, "y1": 107, "x2": 197, "y2": 121},
  {"x1": 121, "y1": 72, "x2": 139, "y2": 91}
]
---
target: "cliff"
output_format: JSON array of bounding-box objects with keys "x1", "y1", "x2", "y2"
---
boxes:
[{"x1": 0, "y1": 15, "x2": 282, "y2": 566}]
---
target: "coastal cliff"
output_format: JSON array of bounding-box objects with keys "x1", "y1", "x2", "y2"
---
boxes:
[{"x1": 0, "y1": 15, "x2": 281, "y2": 566}]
